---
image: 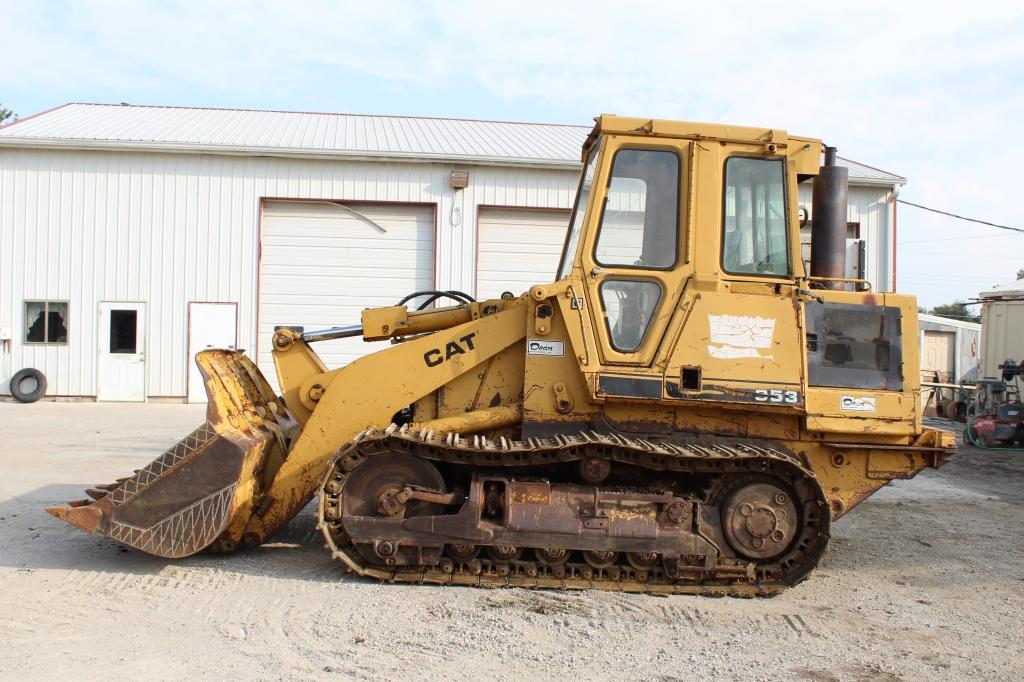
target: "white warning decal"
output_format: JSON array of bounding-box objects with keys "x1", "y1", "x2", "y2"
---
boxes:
[
  {"x1": 707, "y1": 314, "x2": 776, "y2": 360},
  {"x1": 527, "y1": 339, "x2": 564, "y2": 356},
  {"x1": 841, "y1": 395, "x2": 877, "y2": 412}
]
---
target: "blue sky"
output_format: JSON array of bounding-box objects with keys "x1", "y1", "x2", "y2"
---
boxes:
[{"x1": 3, "y1": 0, "x2": 1023, "y2": 308}]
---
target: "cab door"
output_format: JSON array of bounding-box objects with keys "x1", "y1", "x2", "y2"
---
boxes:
[
  {"x1": 662, "y1": 149, "x2": 806, "y2": 409},
  {"x1": 580, "y1": 137, "x2": 691, "y2": 378}
]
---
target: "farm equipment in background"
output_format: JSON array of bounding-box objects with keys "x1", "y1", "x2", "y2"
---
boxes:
[
  {"x1": 46, "y1": 115, "x2": 957, "y2": 596},
  {"x1": 966, "y1": 360, "x2": 1024, "y2": 448}
]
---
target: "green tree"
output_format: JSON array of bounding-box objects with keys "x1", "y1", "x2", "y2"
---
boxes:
[
  {"x1": 1016, "y1": 267, "x2": 1024, "y2": 280},
  {"x1": 0, "y1": 104, "x2": 16, "y2": 126},
  {"x1": 929, "y1": 301, "x2": 980, "y2": 323}
]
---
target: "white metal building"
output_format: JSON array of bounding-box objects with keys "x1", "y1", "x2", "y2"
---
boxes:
[{"x1": 0, "y1": 103, "x2": 906, "y2": 401}]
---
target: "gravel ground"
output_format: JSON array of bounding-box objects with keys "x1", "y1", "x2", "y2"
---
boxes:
[{"x1": 1, "y1": 402, "x2": 1022, "y2": 681}]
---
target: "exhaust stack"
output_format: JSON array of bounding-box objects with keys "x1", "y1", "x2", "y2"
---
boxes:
[{"x1": 810, "y1": 146, "x2": 848, "y2": 290}]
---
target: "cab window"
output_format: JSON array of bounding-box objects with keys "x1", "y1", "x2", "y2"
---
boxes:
[
  {"x1": 599, "y1": 280, "x2": 662, "y2": 352},
  {"x1": 557, "y1": 143, "x2": 600, "y2": 279},
  {"x1": 594, "y1": 149, "x2": 679, "y2": 269},
  {"x1": 722, "y1": 157, "x2": 789, "y2": 277}
]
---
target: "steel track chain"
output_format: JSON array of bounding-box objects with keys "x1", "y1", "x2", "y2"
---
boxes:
[{"x1": 318, "y1": 424, "x2": 831, "y2": 597}]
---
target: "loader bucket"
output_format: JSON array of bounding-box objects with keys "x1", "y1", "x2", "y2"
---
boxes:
[{"x1": 46, "y1": 350, "x2": 299, "y2": 558}]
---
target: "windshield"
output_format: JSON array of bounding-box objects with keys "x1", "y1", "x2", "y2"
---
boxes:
[{"x1": 557, "y1": 142, "x2": 600, "y2": 279}]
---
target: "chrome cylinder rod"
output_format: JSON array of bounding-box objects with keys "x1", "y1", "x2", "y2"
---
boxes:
[{"x1": 301, "y1": 324, "x2": 363, "y2": 343}]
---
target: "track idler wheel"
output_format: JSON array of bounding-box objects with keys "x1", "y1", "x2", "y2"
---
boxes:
[
  {"x1": 341, "y1": 452, "x2": 447, "y2": 566},
  {"x1": 721, "y1": 477, "x2": 799, "y2": 561},
  {"x1": 341, "y1": 453, "x2": 445, "y2": 519}
]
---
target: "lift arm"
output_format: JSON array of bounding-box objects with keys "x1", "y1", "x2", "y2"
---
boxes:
[{"x1": 240, "y1": 303, "x2": 528, "y2": 546}]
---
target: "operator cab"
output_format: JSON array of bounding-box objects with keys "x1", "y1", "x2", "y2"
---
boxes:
[
  {"x1": 547, "y1": 115, "x2": 915, "y2": 437},
  {"x1": 553, "y1": 116, "x2": 819, "y2": 372}
]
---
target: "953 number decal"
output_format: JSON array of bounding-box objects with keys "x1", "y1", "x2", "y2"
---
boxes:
[{"x1": 753, "y1": 388, "x2": 800, "y2": 404}]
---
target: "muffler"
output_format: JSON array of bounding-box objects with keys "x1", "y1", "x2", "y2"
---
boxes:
[{"x1": 810, "y1": 146, "x2": 849, "y2": 290}]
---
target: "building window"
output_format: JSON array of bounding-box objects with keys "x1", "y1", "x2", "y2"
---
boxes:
[
  {"x1": 109, "y1": 310, "x2": 138, "y2": 353},
  {"x1": 25, "y1": 301, "x2": 69, "y2": 344}
]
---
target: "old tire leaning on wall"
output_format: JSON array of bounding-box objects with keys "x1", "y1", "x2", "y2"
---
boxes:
[{"x1": 10, "y1": 368, "x2": 47, "y2": 403}]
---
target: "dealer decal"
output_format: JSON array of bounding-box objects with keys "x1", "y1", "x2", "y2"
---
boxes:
[
  {"x1": 527, "y1": 339, "x2": 564, "y2": 357},
  {"x1": 841, "y1": 395, "x2": 877, "y2": 413}
]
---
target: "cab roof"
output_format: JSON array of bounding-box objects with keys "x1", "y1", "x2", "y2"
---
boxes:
[{"x1": 586, "y1": 114, "x2": 823, "y2": 176}]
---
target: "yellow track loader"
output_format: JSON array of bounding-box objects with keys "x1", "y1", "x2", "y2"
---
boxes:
[{"x1": 48, "y1": 115, "x2": 956, "y2": 595}]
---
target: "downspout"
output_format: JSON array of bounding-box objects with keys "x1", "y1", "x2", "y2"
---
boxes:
[{"x1": 891, "y1": 184, "x2": 899, "y2": 292}]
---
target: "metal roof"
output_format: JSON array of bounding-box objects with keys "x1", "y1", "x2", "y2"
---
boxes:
[
  {"x1": 979, "y1": 278, "x2": 1024, "y2": 300},
  {"x1": 919, "y1": 313, "x2": 981, "y2": 331},
  {"x1": 0, "y1": 103, "x2": 905, "y2": 182},
  {"x1": 834, "y1": 155, "x2": 906, "y2": 186},
  {"x1": 0, "y1": 103, "x2": 589, "y2": 169}
]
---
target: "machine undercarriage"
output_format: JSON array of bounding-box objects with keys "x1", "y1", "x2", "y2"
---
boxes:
[{"x1": 319, "y1": 426, "x2": 830, "y2": 595}]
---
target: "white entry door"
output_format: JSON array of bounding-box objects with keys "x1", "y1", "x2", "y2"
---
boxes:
[
  {"x1": 188, "y1": 302, "x2": 238, "y2": 403},
  {"x1": 97, "y1": 302, "x2": 147, "y2": 402}
]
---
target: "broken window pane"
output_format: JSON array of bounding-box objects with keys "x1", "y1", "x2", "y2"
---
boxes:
[
  {"x1": 24, "y1": 301, "x2": 68, "y2": 344},
  {"x1": 46, "y1": 302, "x2": 68, "y2": 343},
  {"x1": 25, "y1": 302, "x2": 46, "y2": 343},
  {"x1": 109, "y1": 310, "x2": 138, "y2": 354}
]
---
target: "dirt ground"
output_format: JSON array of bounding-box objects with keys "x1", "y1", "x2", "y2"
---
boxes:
[{"x1": 1, "y1": 402, "x2": 1022, "y2": 681}]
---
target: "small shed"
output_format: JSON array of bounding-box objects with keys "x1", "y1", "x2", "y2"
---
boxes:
[
  {"x1": 917, "y1": 313, "x2": 980, "y2": 415},
  {"x1": 979, "y1": 278, "x2": 1024, "y2": 377}
]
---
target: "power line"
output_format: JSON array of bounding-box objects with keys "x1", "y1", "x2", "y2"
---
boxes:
[
  {"x1": 901, "y1": 273, "x2": 1003, "y2": 282},
  {"x1": 898, "y1": 233, "x2": 1019, "y2": 244},
  {"x1": 897, "y1": 199, "x2": 1024, "y2": 234}
]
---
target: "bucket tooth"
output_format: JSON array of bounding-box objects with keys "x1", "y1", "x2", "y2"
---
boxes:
[
  {"x1": 45, "y1": 501, "x2": 103, "y2": 534},
  {"x1": 85, "y1": 488, "x2": 108, "y2": 500},
  {"x1": 45, "y1": 506, "x2": 67, "y2": 520},
  {"x1": 95, "y1": 482, "x2": 121, "y2": 491}
]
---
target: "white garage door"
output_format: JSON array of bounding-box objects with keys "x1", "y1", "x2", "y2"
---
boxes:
[
  {"x1": 477, "y1": 208, "x2": 570, "y2": 299},
  {"x1": 259, "y1": 201, "x2": 435, "y2": 386}
]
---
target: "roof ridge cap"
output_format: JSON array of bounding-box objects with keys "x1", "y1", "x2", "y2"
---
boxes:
[{"x1": 62, "y1": 102, "x2": 590, "y2": 129}]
